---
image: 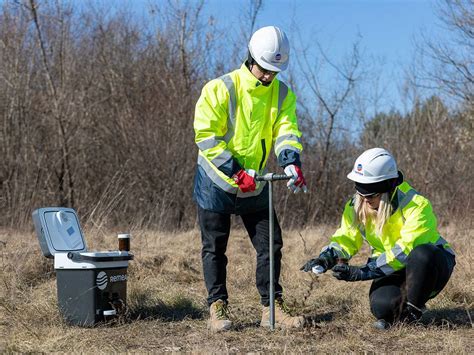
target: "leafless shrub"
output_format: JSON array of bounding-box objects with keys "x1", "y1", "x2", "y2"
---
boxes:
[
  {"x1": 361, "y1": 95, "x2": 473, "y2": 221},
  {"x1": 0, "y1": 0, "x2": 471, "y2": 231}
]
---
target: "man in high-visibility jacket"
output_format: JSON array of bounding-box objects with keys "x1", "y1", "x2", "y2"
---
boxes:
[
  {"x1": 301, "y1": 148, "x2": 456, "y2": 329},
  {"x1": 193, "y1": 26, "x2": 307, "y2": 332}
]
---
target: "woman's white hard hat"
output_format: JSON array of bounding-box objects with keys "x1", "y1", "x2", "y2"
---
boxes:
[
  {"x1": 248, "y1": 26, "x2": 290, "y2": 72},
  {"x1": 347, "y1": 148, "x2": 399, "y2": 184}
]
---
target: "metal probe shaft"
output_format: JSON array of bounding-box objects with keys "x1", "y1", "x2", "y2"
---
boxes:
[{"x1": 255, "y1": 173, "x2": 291, "y2": 330}]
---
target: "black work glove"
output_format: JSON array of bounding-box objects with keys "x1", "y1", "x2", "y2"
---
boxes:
[
  {"x1": 332, "y1": 264, "x2": 363, "y2": 281},
  {"x1": 300, "y1": 249, "x2": 337, "y2": 273},
  {"x1": 332, "y1": 263, "x2": 384, "y2": 282},
  {"x1": 300, "y1": 257, "x2": 328, "y2": 273}
]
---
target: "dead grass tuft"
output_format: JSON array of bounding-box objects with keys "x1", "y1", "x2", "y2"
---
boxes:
[{"x1": 0, "y1": 223, "x2": 472, "y2": 352}]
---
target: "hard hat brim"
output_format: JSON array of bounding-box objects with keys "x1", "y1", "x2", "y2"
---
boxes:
[
  {"x1": 256, "y1": 58, "x2": 288, "y2": 72},
  {"x1": 354, "y1": 181, "x2": 392, "y2": 195},
  {"x1": 347, "y1": 170, "x2": 399, "y2": 184}
]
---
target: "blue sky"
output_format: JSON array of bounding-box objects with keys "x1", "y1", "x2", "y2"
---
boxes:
[
  {"x1": 249, "y1": 0, "x2": 438, "y2": 63},
  {"x1": 199, "y1": 0, "x2": 443, "y2": 113},
  {"x1": 118, "y1": 0, "x2": 443, "y2": 113}
]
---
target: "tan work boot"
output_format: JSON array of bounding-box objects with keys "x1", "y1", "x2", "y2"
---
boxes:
[
  {"x1": 260, "y1": 298, "x2": 305, "y2": 329},
  {"x1": 208, "y1": 299, "x2": 232, "y2": 332}
]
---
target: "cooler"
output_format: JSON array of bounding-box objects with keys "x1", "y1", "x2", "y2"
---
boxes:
[{"x1": 32, "y1": 207, "x2": 134, "y2": 326}]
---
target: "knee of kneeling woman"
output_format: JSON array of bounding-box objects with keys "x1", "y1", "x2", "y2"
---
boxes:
[
  {"x1": 370, "y1": 295, "x2": 402, "y2": 322},
  {"x1": 407, "y1": 244, "x2": 438, "y2": 266}
]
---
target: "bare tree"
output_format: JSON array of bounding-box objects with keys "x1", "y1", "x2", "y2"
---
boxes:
[
  {"x1": 28, "y1": 0, "x2": 78, "y2": 207},
  {"x1": 226, "y1": 0, "x2": 264, "y2": 70},
  {"x1": 286, "y1": 33, "x2": 365, "y2": 223},
  {"x1": 244, "y1": 0, "x2": 263, "y2": 39},
  {"x1": 1, "y1": 0, "x2": 470, "y2": 231},
  {"x1": 416, "y1": 0, "x2": 474, "y2": 104}
]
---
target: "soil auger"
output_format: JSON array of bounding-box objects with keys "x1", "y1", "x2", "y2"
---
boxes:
[{"x1": 255, "y1": 172, "x2": 291, "y2": 331}]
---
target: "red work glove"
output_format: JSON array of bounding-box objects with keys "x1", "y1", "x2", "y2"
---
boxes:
[
  {"x1": 233, "y1": 169, "x2": 256, "y2": 193},
  {"x1": 284, "y1": 164, "x2": 308, "y2": 193}
]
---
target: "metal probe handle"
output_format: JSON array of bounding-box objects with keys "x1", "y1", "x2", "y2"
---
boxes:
[{"x1": 255, "y1": 173, "x2": 291, "y2": 182}]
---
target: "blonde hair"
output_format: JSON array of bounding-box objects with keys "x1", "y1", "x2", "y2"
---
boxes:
[{"x1": 353, "y1": 192, "x2": 393, "y2": 235}]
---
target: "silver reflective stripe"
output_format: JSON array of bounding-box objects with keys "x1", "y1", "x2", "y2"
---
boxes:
[
  {"x1": 435, "y1": 236, "x2": 456, "y2": 256},
  {"x1": 396, "y1": 189, "x2": 406, "y2": 204},
  {"x1": 219, "y1": 75, "x2": 236, "y2": 143},
  {"x1": 211, "y1": 149, "x2": 233, "y2": 168},
  {"x1": 275, "y1": 144, "x2": 301, "y2": 156},
  {"x1": 196, "y1": 136, "x2": 223, "y2": 151},
  {"x1": 275, "y1": 134, "x2": 300, "y2": 147},
  {"x1": 236, "y1": 179, "x2": 266, "y2": 198},
  {"x1": 221, "y1": 75, "x2": 289, "y2": 147},
  {"x1": 324, "y1": 242, "x2": 351, "y2": 259},
  {"x1": 398, "y1": 188, "x2": 418, "y2": 210},
  {"x1": 278, "y1": 81, "x2": 288, "y2": 113},
  {"x1": 396, "y1": 188, "x2": 417, "y2": 223},
  {"x1": 376, "y1": 253, "x2": 387, "y2": 268},
  {"x1": 379, "y1": 263, "x2": 395, "y2": 275},
  {"x1": 198, "y1": 155, "x2": 238, "y2": 194},
  {"x1": 392, "y1": 244, "x2": 408, "y2": 264},
  {"x1": 376, "y1": 253, "x2": 396, "y2": 275}
]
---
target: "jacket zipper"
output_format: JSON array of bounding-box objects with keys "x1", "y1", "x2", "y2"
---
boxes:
[{"x1": 259, "y1": 139, "x2": 266, "y2": 171}]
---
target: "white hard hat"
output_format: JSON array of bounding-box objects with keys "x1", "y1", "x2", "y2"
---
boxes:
[
  {"x1": 347, "y1": 148, "x2": 398, "y2": 184},
  {"x1": 248, "y1": 26, "x2": 290, "y2": 72}
]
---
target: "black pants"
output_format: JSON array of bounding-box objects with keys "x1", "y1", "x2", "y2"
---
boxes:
[
  {"x1": 198, "y1": 206, "x2": 283, "y2": 306},
  {"x1": 369, "y1": 244, "x2": 455, "y2": 323}
]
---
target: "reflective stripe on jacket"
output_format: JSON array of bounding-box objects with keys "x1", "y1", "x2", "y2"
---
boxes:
[
  {"x1": 193, "y1": 63, "x2": 302, "y2": 213},
  {"x1": 327, "y1": 181, "x2": 455, "y2": 275}
]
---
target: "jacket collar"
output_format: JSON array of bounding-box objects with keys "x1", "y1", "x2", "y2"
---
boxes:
[
  {"x1": 390, "y1": 182, "x2": 414, "y2": 212},
  {"x1": 237, "y1": 63, "x2": 276, "y2": 93}
]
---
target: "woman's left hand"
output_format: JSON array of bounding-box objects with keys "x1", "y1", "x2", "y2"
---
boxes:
[
  {"x1": 332, "y1": 263, "x2": 385, "y2": 282},
  {"x1": 332, "y1": 264, "x2": 364, "y2": 281}
]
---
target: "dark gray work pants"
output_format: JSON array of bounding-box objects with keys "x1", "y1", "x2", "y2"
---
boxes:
[{"x1": 198, "y1": 206, "x2": 283, "y2": 307}]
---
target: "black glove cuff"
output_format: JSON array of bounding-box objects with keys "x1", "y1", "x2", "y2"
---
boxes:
[
  {"x1": 318, "y1": 248, "x2": 337, "y2": 270},
  {"x1": 359, "y1": 265, "x2": 385, "y2": 280}
]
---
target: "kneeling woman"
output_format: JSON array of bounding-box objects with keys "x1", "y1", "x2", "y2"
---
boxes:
[{"x1": 302, "y1": 148, "x2": 455, "y2": 329}]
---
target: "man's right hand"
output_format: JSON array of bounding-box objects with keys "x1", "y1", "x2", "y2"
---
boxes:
[{"x1": 233, "y1": 169, "x2": 256, "y2": 193}]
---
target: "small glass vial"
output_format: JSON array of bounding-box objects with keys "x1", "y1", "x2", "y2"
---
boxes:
[{"x1": 117, "y1": 233, "x2": 131, "y2": 252}]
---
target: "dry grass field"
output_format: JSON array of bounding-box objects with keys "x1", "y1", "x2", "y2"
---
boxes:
[{"x1": 0, "y1": 221, "x2": 472, "y2": 353}]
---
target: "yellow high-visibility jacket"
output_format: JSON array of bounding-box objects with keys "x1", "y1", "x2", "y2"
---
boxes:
[
  {"x1": 326, "y1": 182, "x2": 455, "y2": 275},
  {"x1": 193, "y1": 63, "x2": 302, "y2": 213}
]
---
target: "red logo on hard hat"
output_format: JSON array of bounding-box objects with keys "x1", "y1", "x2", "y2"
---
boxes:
[
  {"x1": 357, "y1": 164, "x2": 363, "y2": 172},
  {"x1": 275, "y1": 53, "x2": 281, "y2": 61}
]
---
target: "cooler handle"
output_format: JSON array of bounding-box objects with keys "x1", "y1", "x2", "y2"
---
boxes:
[{"x1": 67, "y1": 252, "x2": 134, "y2": 262}]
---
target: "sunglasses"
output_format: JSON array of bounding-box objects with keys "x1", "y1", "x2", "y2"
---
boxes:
[
  {"x1": 357, "y1": 192, "x2": 380, "y2": 199},
  {"x1": 255, "y1": 63, "x2": 278, "y2": 76}
]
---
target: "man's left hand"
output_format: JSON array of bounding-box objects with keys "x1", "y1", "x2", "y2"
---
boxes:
[{"x1": 284, "y1": 164, "x2": 307, "y2": 193}]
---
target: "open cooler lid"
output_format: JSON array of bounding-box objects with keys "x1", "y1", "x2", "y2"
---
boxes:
[{"x1": 32, "y1": 207, "x2": 86, "y2": 258}]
